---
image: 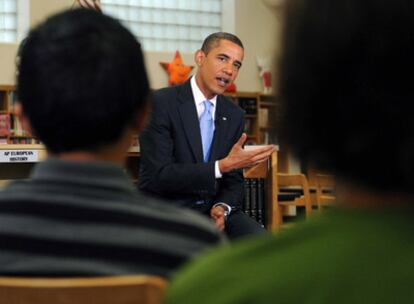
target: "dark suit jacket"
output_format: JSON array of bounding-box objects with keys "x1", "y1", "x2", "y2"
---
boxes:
[{"x1": 139, "y1": 80, "x2": 245, "y2": 213}]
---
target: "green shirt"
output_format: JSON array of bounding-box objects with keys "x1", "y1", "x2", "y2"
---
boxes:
[{"x1": 166, "y1": 206, "x2": 414, "y2": 304}]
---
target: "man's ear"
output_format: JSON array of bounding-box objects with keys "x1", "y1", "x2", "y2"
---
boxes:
[
  {"x1": 194, "y1": 50, "x2": 206, "y2": 67},
  {"x1": 13, "y1": 102, "x2": 33, "y2": 135}
]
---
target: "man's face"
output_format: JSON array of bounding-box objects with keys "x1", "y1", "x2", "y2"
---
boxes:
[{"x1": 195, "y1": 39, "x2": 244, "y2": 99}]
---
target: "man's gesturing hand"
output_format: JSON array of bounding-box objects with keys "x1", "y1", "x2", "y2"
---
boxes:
[{"x1": 219, "y1": 133, "x2": 276, "y2": 173}]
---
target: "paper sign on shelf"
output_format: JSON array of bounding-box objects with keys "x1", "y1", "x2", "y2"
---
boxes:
[{"x1": 0, "y1": 150, "x2": 39, "y2": 163}]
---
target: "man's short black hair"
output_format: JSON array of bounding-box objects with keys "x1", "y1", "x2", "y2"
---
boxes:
[
  {"x1": 201, "y1": 32, "x2": 244, "y2": 54},
  {"x1": 278, "y1": 0, "x2": 414, "y2": 194},
  {"x1": 17, "y1": 8, "x2": 149, "y2": 153}
]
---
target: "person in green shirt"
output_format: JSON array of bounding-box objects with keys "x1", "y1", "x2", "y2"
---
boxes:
[{"x1": 164, "y1": 0, "x2": 414, "y2": 303}]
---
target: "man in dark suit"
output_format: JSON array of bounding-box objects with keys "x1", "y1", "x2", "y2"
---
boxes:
[{"x1": 139, "y1": 32, "x2": 275, "y2": 239}]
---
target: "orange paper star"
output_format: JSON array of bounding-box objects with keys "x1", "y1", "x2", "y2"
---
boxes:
[{"x1": 160, "y1": 51, "x2": 193, "y2": 86}]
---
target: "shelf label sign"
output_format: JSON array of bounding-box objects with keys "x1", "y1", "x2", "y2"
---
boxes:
[{"x1": 0, "y1": 150, "x2": 39, "y2": 163}]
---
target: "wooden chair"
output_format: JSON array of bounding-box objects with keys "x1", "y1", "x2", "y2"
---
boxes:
[
  {"x1": 0, "y1": 275, "x2": 167, "y2": 304},
  {"x1": 244, "y1": 149, "x2": 314, "y2": 232},
  {"x1": 275, "y1": 173, "x2": 313, "y2": 229},
  {"x1": 315, "y1": 173, "x2": 336, "y2": 211},
  {"x1": 305, "y1": 167, "x2": 336, "y2": 210}
]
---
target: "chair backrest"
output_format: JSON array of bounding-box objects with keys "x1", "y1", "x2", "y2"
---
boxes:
[
  {"x1": 315, "y1": 173, "x2": 336, "y2": 210},
  {"x1": 0, "y1": 275, "x2": 167, "y2": 304},
  {"x1": 277, "y1": 173, "x2": 313, "y2": 223}
]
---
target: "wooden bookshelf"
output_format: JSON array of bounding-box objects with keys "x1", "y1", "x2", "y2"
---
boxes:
[
  {"x1": 0, "y1": 144, "x2": 46, "y2": 186},
  {"x1": 0, "y1": 144, "x2": 141, "y2": 186},
  {"x1": 224, "y1": 92, "x2": 261, "y2": 145},
  {"x1": 0, "y1": 83, "x2": 141, "y2": 183},
  {"x1": 258, "y1": 93, "x2": 278, "y2": 144},
  {"x1": 0, "y1": 85, "x2": 39, "y2": 144},
  {"x1": 257, "y1": 94, "x2": 290, "y2": 173},
  {"x1": 244, "y1": 147, "x2": 279, "y2": 232}
]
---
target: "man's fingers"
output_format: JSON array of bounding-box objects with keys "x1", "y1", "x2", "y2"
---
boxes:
[
  {"x1": 93, "y1": 1, "x2": 102, "y2": 12},
  {"x1": 235, "y1": 133, "x2": 247, "y2": 147},
  {"x1": 242, "y1": 145, "x2": 276, "y2": 167},
  {"x1": 251, "y1": 152, "x2": 274, "y2": 164},
  {"x1": 246, "y1": 145, "x2": 276, "y2": 158},
  {"x1": 78, "y1": 0, "x2": 93, "y2": 8},
  {"x1": 77, "y1": 0, "x2": 101, "y2": 11}
]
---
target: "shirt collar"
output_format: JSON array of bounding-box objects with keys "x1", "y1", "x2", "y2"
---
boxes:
[
  {"x1": 190, "y1": 76, "x2": 217, "y2": 107},
  {"x1": 31, "y1": 158, "x2": 134, "y2": 192}
]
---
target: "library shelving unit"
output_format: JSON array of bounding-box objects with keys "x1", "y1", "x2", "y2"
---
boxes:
[
  {"x1": 0, "y1": 85, "x2": 39, "y2": 144},
  {"x1": 258, "y1": 93, "x2": 290, "y2": 172},
  {"x1": 258, "y1": 93, "x2": 280, "y2": 144},
  {"x1": 0, "y1": 84, "x2": 138, "y2": 185},
  {"x1": 0, "y1": 144, "x2": 141, "y2": 187},
  {"x1": 0, "y1": 144, "x2": 46, "y2": 187},
  {"x1": 224, "y1": 91, "x2": 261, "y2": 145},
  {"x1": 244, "y1": 147, "x2": 279, "y2": 231},
  {"x1": 0, "y1": 85, "x2": 44, "y2": 186},
  {"x1": 223, "y1": 91, "x2": 289, "y2": 172},
  {"x1": 223, "y1": 91, "x2": 282, "y2": 145}
]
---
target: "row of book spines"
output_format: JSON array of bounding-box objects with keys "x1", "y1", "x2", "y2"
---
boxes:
[
  {"x1": 0, "y1": 113, "x2": 29, "y2": 137},
  {"x1": 239, "y1": 98, "x2": 257, "y2": 115},
  {"x1": 0, "y1": 137, "x2": 40, "y2": 144},
  {"x1": 243, "y1": 178, "x2": 266, "y2": 226},
  {"x1": 227, "y1": 96, "x2": 258, "y2": 115}
]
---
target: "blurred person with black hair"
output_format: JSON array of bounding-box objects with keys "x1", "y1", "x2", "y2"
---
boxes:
[
  {"x1": 0, "y1": 8, "x2": 223, "y2": 278},
  {"x1": 164, "y1": 0, "x2": 414, "y2": 302}
]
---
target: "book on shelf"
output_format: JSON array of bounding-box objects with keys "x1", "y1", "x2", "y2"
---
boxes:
[
  {"x1": 258, "y1": 108, "x2": 268, "y2": 128},
  {"x1": 250, "y1": 178, "x2": 258, "y2": 221},
  {"x1": 7, "y1": 91, "x2": 18, "y2": 110},
  {"x1": 12, "y1": 114, "x2": 24, "y2": 136},
  {"x1": 0, "y1": 114, "x2": 11, "y2": 136},
  {"x1": 242, "y1": 177, "x2": 266, "y2": 226},
  {"x1": 243, "y1": 118, "x2": 253, "y2": 135},
  {"x1": 0, "y1": 92, "x2": 6, "y2": 110},
  {"x1": 239, "y1": 98, "x2": 257, "y2": 115},
  {"x1": 10, "y1": 137, "x2": 40, "y2": 144},
  {"x1": 257, "y1": 178, "x2": 265, "y2": 225},
  {"x1": 0, "y1": 87, "x2": 40, "y2": 145},
  {"x1": 243, "y1": 178, "x2": 251, "y2": 216}
]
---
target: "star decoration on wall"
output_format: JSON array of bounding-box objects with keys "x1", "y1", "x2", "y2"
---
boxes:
[{"x1": 160, "y1": 51, "x2": 194, "y2": 86}]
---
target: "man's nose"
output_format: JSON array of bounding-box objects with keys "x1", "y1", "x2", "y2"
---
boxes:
[{"x1": 223, "y1": 62, "x2": 234, "y2": 75}]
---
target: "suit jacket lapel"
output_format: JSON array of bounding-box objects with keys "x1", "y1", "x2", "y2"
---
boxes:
[{"x1": 177, "y1": 81, "x2": 204, "y2": 163}]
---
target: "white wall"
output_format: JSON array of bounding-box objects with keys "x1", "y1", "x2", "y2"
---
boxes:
[
  {"x1": 0, "y1": 0, "x2": 69, "y2": 85},
  {"x1": 0, "y1": 0, "x2": 282, "y2": 93},
  {"x1": 0, "y1": 43, "x2": 17, "y2": 84},
  {"x1": 234, "y1": 0, "x2": 283, "y2": 92}
]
